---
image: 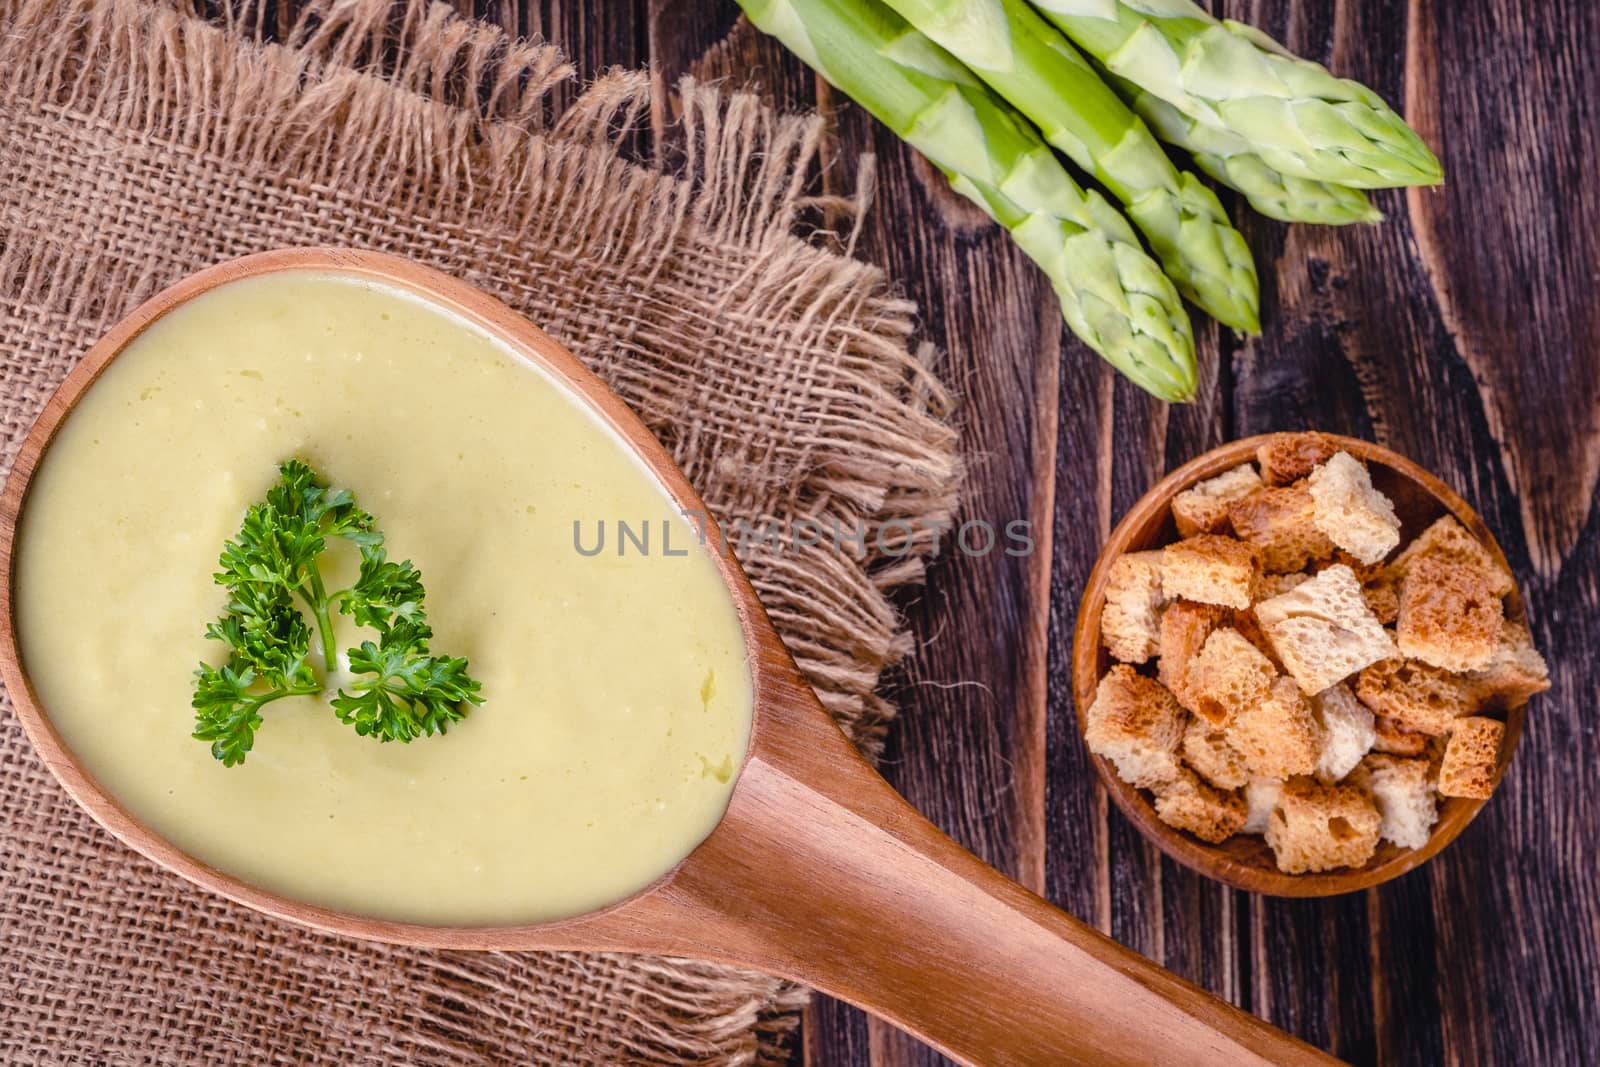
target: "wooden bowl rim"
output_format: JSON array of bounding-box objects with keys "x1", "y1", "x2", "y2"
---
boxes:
[
  {"x1": 1070, "y1": 434, "x2": 1531, "y2": 898},
  {"x1": 0, "y1": 247, "x2": 779, "y2": 944}
]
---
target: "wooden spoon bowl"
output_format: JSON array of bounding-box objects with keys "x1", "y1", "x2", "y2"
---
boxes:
[
  {"x1": 1, "y1": 249, "x2": 1337, "y2": 1066},
  {"x1": 1072, "y1": 435, "x2": 1531, "y2": 898}
]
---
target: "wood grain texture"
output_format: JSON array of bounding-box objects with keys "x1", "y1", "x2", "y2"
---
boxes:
[{"x1": 248, "y1": 2, "x2": 1600, "y2": 1063}]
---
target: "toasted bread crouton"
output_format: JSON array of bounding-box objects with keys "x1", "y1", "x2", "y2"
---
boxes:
[
  {"x1": 1183, "y1": 717, "x2": 1250, "y2": 789},
  {"x1": 1354, "y1": 658, "x2": 1470, "y2": 736},
  {"x1": 1391, "y1": 516, "x2": 1514, "y2": 597},
  {"x1": 1161, "y1": 534, "x2": 1258, "y2": 610},
  {"x1": 1372, "y1": 715, "x2": 1431, "y2": 756},
  {"x1": 1257, "y1": 432, "x2": 1341, "y2": 486},
  {"x1": 1186, "y1": 628, "x2": 1278, "y2": 726},
  {"x1": 1085, "y1": 666, "x2": 1186, "y2": 789},
  {"x1": 1227, "y1": 485, "x2": 1337, "y2": 573},
  {"x1": 1158, "y1": 601, "x2": 1228, "y2": 713},
  {"x1": 1254, "y1": 565, "x2": 1396, "y2": 694},
  {"x1": 1317, "y1": 551, "x2": 1399, "y2": 623},
  {"x1": 1152, "y1": 769, "x2": 1248, "y2": 843},
  {"x1": 1313, "y1": 683, "x2": 1376, "y2": 783},
  {"x1": 1437, "y1": 716, "x2": 1504, "y2": 799},
  {"x1": 1459, "y1": 620, "x2": 1551, "y2": 711},
  {"x1": 1229, "y1": 677, "x2": 1322, "y2": 779},
  {"x1": 1396, "y1": 557, "x2": 1503, "y2": 671},
  {"x1": 1265, "y1": 778, "x2": 1382, "y2": 873},
  {"x1": 1101, "y1": 550, "x2": 1167, "y2": 664},
  {"x1": 1172, "y1": 464, "x2": 1263, "y2": 537},
  {"x1": 1349, "y1": 754, "x2": 1438, "y2": 849},
  {"x1": 1230, "y1": 608, "x2": 1283, "y2": 669},
  {"x1": 1242, "y1": 778, "x2": 1284, "y2": 834},
  {"x1": 1361, "y1": 571, "x2": 1401, "y2": 625},
  {"x1": 1255, "y1": 572, "x2": 1309, "y2": 602},
  {"x1": 1306, "y1": 452, "x2": 1401, "y2": 565}
]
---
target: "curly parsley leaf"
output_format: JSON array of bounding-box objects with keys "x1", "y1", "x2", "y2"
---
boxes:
[
  {"x1": 332, "y1": 624, "x2": 481, "y2": 743},
  {"x1": 192, "y1": 460, "x2": 483, "y2": 766},
  {"x1": 191, "y1": 663, "x2": 267, "y2": 767},
  {"x1": 340, "y1": 545, "x2": 427, "y2": 634}
]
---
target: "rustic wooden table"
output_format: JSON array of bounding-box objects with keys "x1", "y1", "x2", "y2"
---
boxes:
[{"x1": 433, "y1": 2, "x2": 1600, "y2": 1063}]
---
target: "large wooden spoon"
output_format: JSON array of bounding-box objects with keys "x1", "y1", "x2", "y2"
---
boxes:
[{"x1": 0, "y1": 248, "x2": 1336, "y2": 1067}]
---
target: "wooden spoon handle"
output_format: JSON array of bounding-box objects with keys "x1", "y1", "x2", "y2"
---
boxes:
[{"x1": 667, "y1": 743, "x2": 1340, "y2": 1067}]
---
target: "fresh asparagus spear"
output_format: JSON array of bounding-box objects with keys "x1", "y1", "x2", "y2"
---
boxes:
[
  {"x1": 1033, "y1": 0, "x2": 1441, "y2": 189},
  {"x1": 1124, "y1": 76, "x2": 1381, "y2": 225},
  {"x1": 878, "y1": 0, "x2": 1260, "y2": 334},
  {"x1": 739, "y1": 0, "x2": 1198, "y2": 400}
]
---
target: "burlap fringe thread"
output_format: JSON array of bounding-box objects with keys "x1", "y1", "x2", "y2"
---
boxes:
[{"x1": 0, "y1": 0, "x2": 961, "y2": 1063}]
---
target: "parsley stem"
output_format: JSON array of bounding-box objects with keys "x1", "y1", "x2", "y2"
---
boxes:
[
  {"x1": 251, "y1": 685, "x2": 320, "y2": 710},
  {"x1": 303, "y1": 565, "x2": 340, "y2": 671}
]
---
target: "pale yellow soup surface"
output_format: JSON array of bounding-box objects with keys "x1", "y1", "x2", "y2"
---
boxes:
[{"x1": 15, "y1": 271, "x2": 753, "y2": 925}]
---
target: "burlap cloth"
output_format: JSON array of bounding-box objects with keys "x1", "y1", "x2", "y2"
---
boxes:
[{"x1": 0, "y1": 0, "x2": 961, "y2": 1062}]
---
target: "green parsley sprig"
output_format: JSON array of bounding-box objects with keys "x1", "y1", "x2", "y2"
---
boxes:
[{"x1": 192, "y1": 460, "x2": 483, "y2": 766}]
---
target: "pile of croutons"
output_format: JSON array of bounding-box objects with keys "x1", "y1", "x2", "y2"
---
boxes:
[{"x1": 1085, "y1": 433, "x2": 1549, "y2": 874}]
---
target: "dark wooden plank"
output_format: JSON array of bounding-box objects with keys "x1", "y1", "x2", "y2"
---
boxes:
[
  {"x1": 1407, "y1": 0, "x2": 1600, "y2": 576},
  {"x1": 1368, "y1": 871, "x2": 1443, "y2": 1067},
  {"x1": 646, "y1": 7, "x2": 814, "y2": 109},
  {"x1": 823, "y1": 85, "x2": 1062, "y2": 1067},
  {"x1": 1404, "y1": 6, "x2": 1600, "y2": 1055},
  {"x1": 514, "y1": 0, "x2": 649, "y2": 119},
  {"x1": 1227, "y1": 2, "x2": 1600, "y2": 1065}
]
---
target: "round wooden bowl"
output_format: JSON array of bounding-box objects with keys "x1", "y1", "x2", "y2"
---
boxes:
[{"x1": 1071, "y1": 434, "x2": 1531, "y2": 897}]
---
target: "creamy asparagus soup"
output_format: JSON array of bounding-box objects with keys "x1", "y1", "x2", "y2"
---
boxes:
[{"x1": 14, "y1": 271, "x2": 753, "y2": 924}]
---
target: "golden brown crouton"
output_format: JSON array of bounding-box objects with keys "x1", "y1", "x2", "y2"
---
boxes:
[
  {"x1": 1348, "y1": 754, "x2": 1438, "y2": 849},
  {"x1": 1254, "y1": 571, "x2": 1309, "y2": 602},
  {"x1": 1182, "y1": 717, "x2": 1250, "y2": 790},
  {"x1": 1157, "y1": 601, "x2": 1228, "y2": 713},
  {"x1": 1371, "y1": 715, "x2": 1431, "y2": 757},
  {"x1": 1361, "y1": 571, "x2": 1401, "y2": 625},
  {"x1": 1318, "y1": 552, "x2": 1399, "y2": 623},
  {"x1": 1354, "y1": 658, "x2": 1471, "y2": 736},
  {"x1": 1306, "y1": 452, "x2": 1402, "y2": 565},
  {"x1": 1256, "y1": 431, "x2": 1341, "y2": 486},
  {"x1": 1161, "y1": 534, "x2": 1258, "y2": 610},
  {"x1": 1265, "y1": 778, "x2": 1382, "y2": 874},
  {"x1": 1437, "y1": 716, "x2": 1504, "y2": 799},
  {"x1": 1227, "y1": 485, "x2": 1337, "y2": 573},
  {"x1": 1230, "y1": 608, "x2": 1284, "y2": 669},
  {"x1": 1228, "y1": 677, "x2": 1322, "y2": 779},
  {"x1": 1101, "y1": 550, "x2": 1166, "y2": 664},
  {"x1": 1459, "y1": 620, "x2": 1551, "y2": 711},
  {"x1": 1084, "y1": 666, "x2": 1186, "y2": 789},
  {"x1": 1152, "y1": 768, "x2": 1248, "y2": 843},
  {"x1": 1186, "y1": 627, "x2": 1278, "y2": 726},
  {"x1": 1391, "y1": 516, "x2": 1514, "y2": 597},
  {"x1": 1171, "y1": 464, "x2": 1262, "y2": 537},
  {"x1": 1254, "y1": 564, "x2": 1396, "y2": 694},
  {"x1": 1396, "y1": 557, "x2": 1503, "y2": 671}
]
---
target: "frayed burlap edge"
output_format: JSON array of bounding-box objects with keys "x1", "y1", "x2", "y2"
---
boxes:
[{"x1": 0, "y1": 0, "x2": 961, "y2": 1064}]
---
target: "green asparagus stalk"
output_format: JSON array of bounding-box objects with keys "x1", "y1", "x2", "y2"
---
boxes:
[
  {"x1": 1124, "y1": 76, "x2": 1381, "y2": 225},
  {"x1": 1033, "y1": 0, "x2": 1441, "y2": 189},
  {"x1": 878, "y1": 0, "x2": 1259, "y2": 334},
  {"x1": 739, "y1": 0, "x2": 1198, "y2": 400}
]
